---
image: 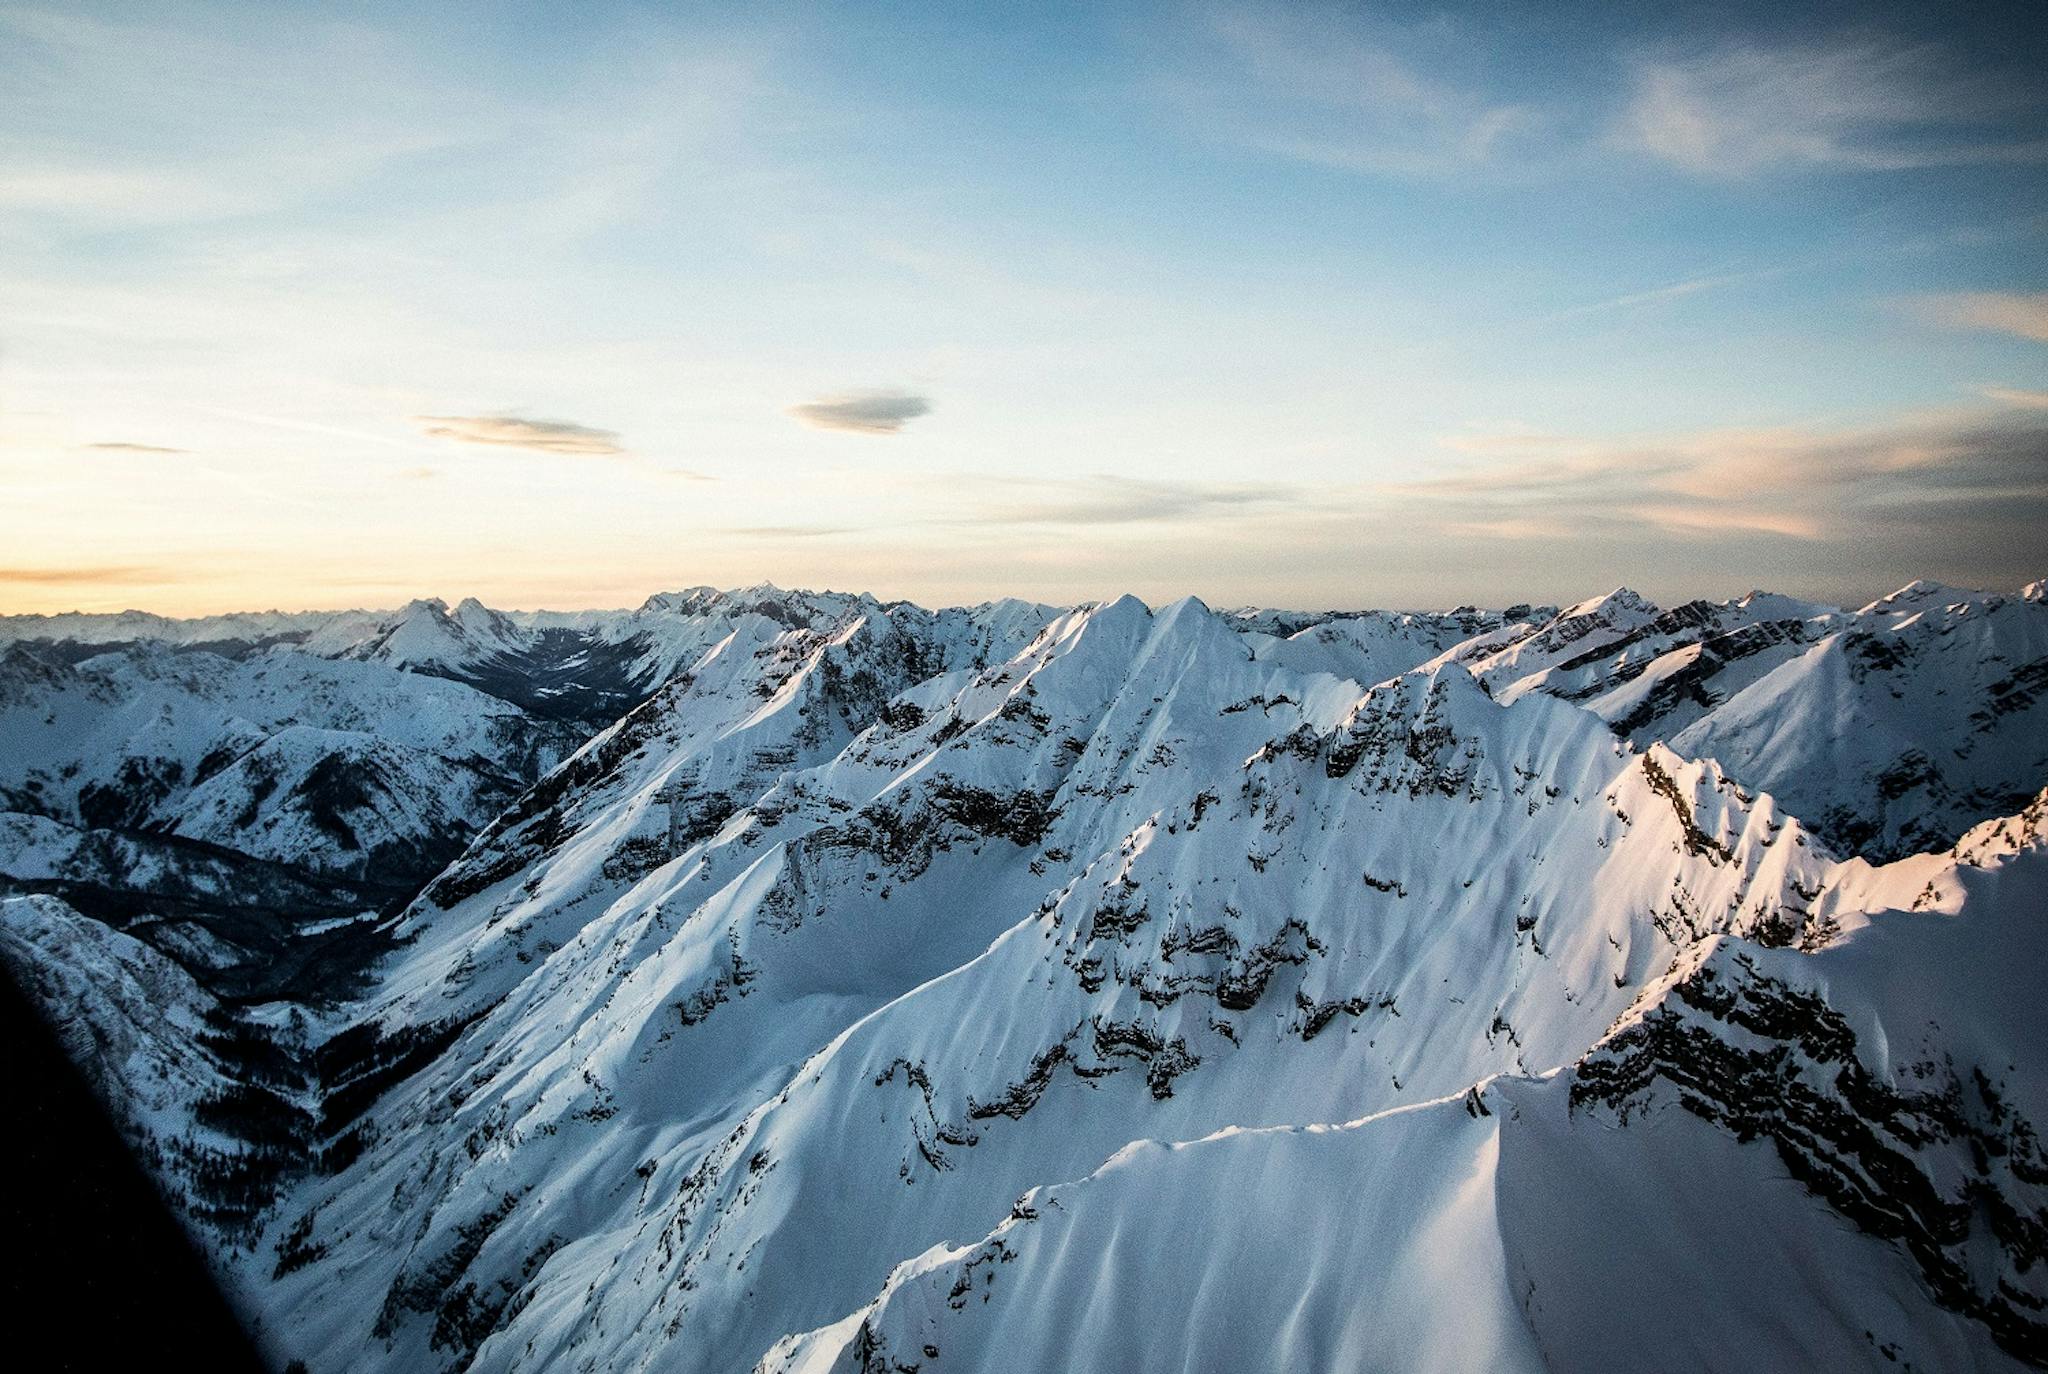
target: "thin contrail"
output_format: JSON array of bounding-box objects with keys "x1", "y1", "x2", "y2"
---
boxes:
[{"x1": 181, "y1": 403, "x2": 427, "y2": 451}]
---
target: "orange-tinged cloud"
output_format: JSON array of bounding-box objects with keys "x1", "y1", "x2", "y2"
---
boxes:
[
  {"x1": 413, "y1": 414, "x2": 625, "y2": 455},
  {"x1": 0, "y1": 564, "x2": 167, "y2": 584}
]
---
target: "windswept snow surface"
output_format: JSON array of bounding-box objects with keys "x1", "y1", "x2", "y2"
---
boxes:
[
  {"x1": 0, "y1": 587, "x2": 1063, "y2": 985},
  {"x1": 1472, "y1": 581, "x2": 2048, "y2": 858},
  {"x1": 776, "y1": 794, "x2": 2048, "y2": 1374},
  {"x1": 2, "y1": 580, "x2": 2044, "y2": 1372}
]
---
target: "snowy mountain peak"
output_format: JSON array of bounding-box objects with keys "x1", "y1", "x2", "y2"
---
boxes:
[
  {"x1": 1096, "y1": 591, "x2": 1153, "y2": 617},
  {"x1": 634, "y1": 587, "x2": 720, "y2": 615},
  {"x1": 1562, "y1": 585, "x2": 1658, "y2": 620},
  {"x1": 5, "y1": 575, "x2": 2046, "y2": 1373},
  {"x1": 1732, "y1": 588, "x2": 1836, "y2": 619},
  {"x1": 1856, "y1": 577, "x2": 1978, "y2": 615}
]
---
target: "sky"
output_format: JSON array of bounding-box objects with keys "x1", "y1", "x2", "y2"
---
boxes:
[{"x1": 2, "y1": 0, "x2": 2046, "y2": 615}]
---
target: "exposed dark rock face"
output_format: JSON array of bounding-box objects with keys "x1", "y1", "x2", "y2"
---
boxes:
[
  {"x1": 1638, "y1": 753, "x2": 1735, "y2": 863},
  {"x1": 1319, "y1": 673, "x2": 1478, "y2": 797},
  {"x1": 1597, "y1": 618, "x2": 1812, "y2": 731},
  {"x1": 967, "y1": 1043, "x2": 1077, "y2": 1122},
  {"x1": 1573, "y1": 950, "x2": 2048, "y2": 1365},
  {"x1": 7, "y1": 583, "x2": 2045, "y2": 1373},
  {"x1": 928, "y1": 783, "x2": 1059, "y2": 848}
]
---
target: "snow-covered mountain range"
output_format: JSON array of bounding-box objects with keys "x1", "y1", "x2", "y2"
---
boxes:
[{"x1": 1, "y1": 579, "x2": 2043, "y2": 1371}]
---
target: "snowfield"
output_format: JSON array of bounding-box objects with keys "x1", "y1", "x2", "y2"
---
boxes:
[{"x1": 1, "y1": 579, "x2": 2043, "y2": 1372}]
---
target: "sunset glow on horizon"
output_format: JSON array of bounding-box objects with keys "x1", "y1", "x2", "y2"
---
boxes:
[{"x1": 3, "y1": 1, "x2": 2044, "y2": 616}]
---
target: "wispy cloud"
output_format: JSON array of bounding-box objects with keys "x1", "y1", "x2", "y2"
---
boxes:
[
  {"x1": 1628, "y1": 504, "x2": 1822, "y2": 539},
  {"x1": 413, "y1": 414, "x2": 626, "y2": 456},
  {"x1": 1980, "y1": 386, "x2": 2048, "y2": 409},
  {"x1": 1549, "y1": 267, "x2": 1784, "y2": 321},
  {"x1": 1617, "y1": 39, "x2": 2048, "y2": 175},
  {"x1": 1915, "y1": 292, "x2": 2048, "y2": 343},
  {"x1": 788, "y1": 392, "x2": 931, "y2": 435},
  {"x1": 0, "y1": 564, "x2": 165, "y2": 585},
  {"x1": 1158, "y1": 7, "x2": 1539, "y2": 177},
  {"x1": 1399, "y1": 406, "x2": 2048, "y2": 551},
  {"x1": 0, "y1": 8, "x2": 490, "y2": 228},
  {"x1": 189, "y1": 406, "x2": 424, "y2": 451},
  {"x1": 725, "y1": 524, "x2": 857, "y2": 539},
  {"x1": 949, "y1": 474, "x2": 1299, "y2": 527},
  {"x1": 1435, "y1": 428, "x2": 1587, "y2": 456},
  {"x1": 84, "y1": 441, "x2": 188, "y2": 455},
  {"x1": 0, "y1": 164, "x2": 259, "y2": 225}
]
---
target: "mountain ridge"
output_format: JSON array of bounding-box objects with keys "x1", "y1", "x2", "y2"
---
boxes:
[{"x1": 1, "y1": 576, "x2": 2043, "y2": 1372}]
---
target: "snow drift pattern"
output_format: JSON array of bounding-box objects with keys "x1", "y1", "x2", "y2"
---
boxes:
[{"x1": 0, "y1": 579, "x2": 2043, "y2": 1372}]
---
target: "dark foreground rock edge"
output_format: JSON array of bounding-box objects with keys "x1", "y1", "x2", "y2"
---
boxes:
[{"x1": 0, "y1": 962, "x2": 268, "y2": 1372}]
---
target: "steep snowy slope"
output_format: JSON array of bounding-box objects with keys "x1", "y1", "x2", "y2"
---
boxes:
[
  {"x1": 393, "y1": 590, "x2": 1061, "y2": 996},
  {"x1": 1447, "y1": 586, "x2": 1666, "y2": 688},
  {"x1": 1452, "y1": 581, "x2": 2048, "y2": 860},
  {"x1": 0, "y1": 892, "x2": 327, "y2": 1240},
  {"x1": 1, "y1": 893, "x2": 228, "y2": 1139},
  {"x1": 1665, "y1": 585, "x2": 2047, "y2": 859},
  {"x1": 0, "y1": 589, "x2": 1061, "y2": 894},
  {"x1": 0, "y1": 641, "x2": 573, "y2": 889},
  {"x1": 0, "y1": 588, "x2": 1060, "y2": 1017},
  {"x1": 234, "y1": 595, "x2": 1909, "y2": 1374},
  {"x1": 3, "y1": 585, "x2": 1064, "y2": 729},
  {"x1": 1243, "y1": 603, "x2": 1549, "y2": 685},
  {"x1": 5, "y1": 579, "x2": 2043, "y2": 1374},
  {"x1": 772, "y1": 793, "x2": 2048, "y2": 1374},
  {"x1": 0, "y1": 588, "x2": 1064, "y2": 1222},
  {"x1": 21, "y1": 574, "x2": 2036, "y2": 864},
  {"x1": 1486, "y1": 588, "x2": 1837, "y2": 721}
]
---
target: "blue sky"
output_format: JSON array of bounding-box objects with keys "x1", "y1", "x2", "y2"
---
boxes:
[{"x1": 2, "y1": 0, "x2": 2044, "y2": 612}]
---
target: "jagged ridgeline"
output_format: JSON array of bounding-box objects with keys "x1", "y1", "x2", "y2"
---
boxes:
[{"x1": 1, "y1": 579, "x2": 2044, "y2": 1372}]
